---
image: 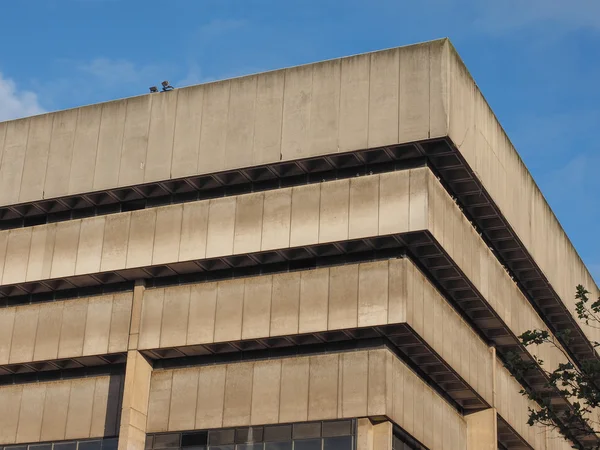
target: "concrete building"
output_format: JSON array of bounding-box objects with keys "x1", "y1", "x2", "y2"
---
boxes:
[{"x1": 0, "y1": 38, "x2": 597, "y2": 450}]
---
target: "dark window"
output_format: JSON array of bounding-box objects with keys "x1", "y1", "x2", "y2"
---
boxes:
[
  {"x1": 293, "y1": 439, "x2": 321, "y2": 450},
  {"x1": 101, "y1": 439, "x2": 118, "y2": 450},
  {"x1": 182, "y1": 432, "x2": 208, "y2": 447},
  {"x1": 154, "y1": 434, "x2": 181, "y2": 449},
  {"x1": 263, "y1": 426, "x2": 292, "y2": 443},
  {"x1": 209, "y1": 430, "x2": 235, "y2": 446},
  {"x1": 292, "y1": 423, "x2": 320, "y2": 440},
  {"x1": 323, "y1": 436, "x2": 352, "y2": 450},
  {"x1": 78, "y1": 442, "x2": 102, "y2": 450},
  {"x1": 264, "y1": 443, "x2": 292, "y2": 450},
  {"x1": 53, "y1": 443, "x2": 77, "y2": 450},
  {"x1": 236, "y1": 444, "x2": 264, "y2": 450},
  {"x1": 235, "y1": 428, "x2": 264, "y2": 444}
]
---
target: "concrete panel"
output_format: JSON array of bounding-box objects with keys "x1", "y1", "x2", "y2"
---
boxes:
[
  {"x1": 65, "y1": 378, "x2": 96, "y2": 439},
  {"x1": 118, "y1": 96, "x2": 151, "y2": 186},
  {"x1": 226, "y1": 75, "x2": 257, "y2": 169},
  {"x1": 253, "y1": 71, "x2": 284, "y2": 165},
  {"x1": 126, "y1": 208, "x2": 157, "y2": 268},
  {"x1": 408, "y1": 168, "x2": 429, "y2": 231},
  {"x1": 101, "y1": 213, "x2": 131, "y2": 271},
  {"x1": 299, "y1": 268, "x2": 329, "y2": 333},
  {"x1": 147, "y1": 370, "x2": 173, "y2": 433},
  {"x1": 0, "y1": 119, "x2": 29, "y2": 205},
  {"x1": 187, "y1": 282, "x2": 217, "y2": 345},
  {"x1": 153, "y1": 204, "x2": 182, "y2": 264},
  {"x1": 250, "y1": 360, "x2": 282, "y2": 425},
  {"x1": 281, "y1": 65, "x2": 313, "y2": 160},
  {"x1": 270, "y1": 272, "x2": 300, "y2": 337},
  {"x1": 50, "y1": 219, "x2": 81, "y2": 278},
  {"x1": 198, "y1": 80, "x2": 230, "y2": 174},
  {"x1": 76, "y1": 216, "x2": 105, "y2": 275},
  {"x1": 261, "y1": 188, "x2": 291, "y2": 251},
  {"x1": 328, "y1": 264, "x2": 359, "y2": 330},
  {"x1": 9, "y1": 305, "x2": 39, "y2": 364},
  {"x1": 45, "y1": 109, "x2": 78, "y2": 199},
  {"x1": 3, "y1": 228, "x2": 32, "y2": 285},
  {"x1": 214, "y1": 279, "x2": 244, "y2": 342},
  {"x1": 0, "y1": 232, "x2": 8, "y2": 287},
  {"x1": 109, "y1": 292, "x2": 134, "y2": 353},
  {"x1": 309, "y1": 59, "x2": 340, "y2": 155},
  {"x1": 378, "y1": 170, "x2": 410, "y2": 235},
  {"x1": 0, "y1": 307, "x2": 15, "y2": 364},
  {"x1": 145, "y1": 90, "x2": 178, "y2": 182},
  {"x1": 33, "y1": 301, "x2": 63, "y2": 361},
  {"x1": 279, "y1": 356, "x2": 310, "y2": 423},
  {"x1": 398, "y1": 43, "x2": 430, "y2": 142},
  {"x1": 168, "y1": 368, "x2": 199, "y2": 431},
  {"x1": 319, "y1": 179, "x2": 349, "y2": 243},
  {"x1": 93, "y1": 101, "x2": 126, "y2": 190},
  {"x1": 0, "y1": 385, "x2": 22, "y2": 444},
  {"x1": 160, "y1": 285, "x2": 190, "y2": 348},
  {"x1": 242, "y1": 275, "x2": 273, "y2": 340},
  {"x1": 368, "y1": 49, "x2": 399, "y2": 148},
  {"x1": 171, "y1": 86, "x2": 203, "y2": 178},
  {"x1": 19, "y1": 114, "x2": 53, "y2": 203},
  {"x1": 388, "y1": 258, "x2": 408, "y2": 324},
  {"x1": 58, "y1": 299, "x2": 88, "y2": 358},
  {"x1": 233, "y1": 192, "x2": 264, "y2": 254},
  {"x1": 40, "y1": 381, "x2": 71, "y2": 442},
  {"x1": 367, "y1": 349, "x2": 388, "y2": 416},
  {"x1": 16, "y1": 383, "x2": 46, "y2": 443},
  {"x1": 83, "y1": 294, "x2": 113, "y2": 356},
  {"x1": 69, "y1": 105, "x2": 101, "y2": 194},
  {"x1": 341, "y1": 351, "x2": 368, "y2": 417},
  {"x1": 290, "y1": 184, "x2": 320, "y2": 247},
  {"x1": 206, "y1": 197, "x2": 236, "y2": 258},
  {"x1": 339, "y1": 54, "x2": 369, "y2": 152},
  {"x1": 92, "y1": 376, "x2": 119, "y2": 437},
  {"x1": 179, "y1": 200, "x2": 209, "y2": 262},
  {"x1": 358, "y1": 261, "x2": 389, "y2": 327},
  {"x1": 139, "y1": 288, "x2": 165, "y2": 349},
  {"x1": 195, "y1": 364, "x2": 226, "y2": 429},
  {"x1": 308, "y1": 354, "x2": 339, "y2": 420},
  {"x1": 349, "y1": 175, "x2": 379, "y2": 239},
  {"x1": 27, "y1": 223, "x2": 57, "y2": 281},
  {"x1": 223, "y1": 363, "x2": 253, "y2": 427}
]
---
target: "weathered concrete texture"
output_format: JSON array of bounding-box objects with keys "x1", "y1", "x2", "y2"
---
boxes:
[
  {"x1": 465, "y1": 409, "x2": 496, "y2": 450},
  {"x1": 138, "y1": 258, "x2": 493, "y2": 406},
  {"x1": 146, "y1": 347, "x2": 467, "y2": 449},
  {"x1": 444, "y1": 42, "x2": 600, "y2": 348},
  {"x1": 118, "y1": 351, "x2": 153, "y2": 450},
  {"x1": 0, "y1": 292, "x2": 133, "y2": 365},
  {"x1": 0, "y1": 168, "x2": 569, "y2": 378},
  {"x1": 0, "y1": 39, "x2": 447, "y2": 207},
  {"x1": 0, "y1": 374, "x2": 123, "y2": 445}
]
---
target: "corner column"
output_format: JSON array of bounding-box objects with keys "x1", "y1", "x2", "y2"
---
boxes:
[
  {"x1": 357, "y1": 419, "x2": 393, "y2": 450},
  {"x1": 118, "y1": 281, "x2": 153, "y2": 450}
]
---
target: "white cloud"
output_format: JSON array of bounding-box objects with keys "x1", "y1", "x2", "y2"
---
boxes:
[
  {"x1": 77, "y1": 58, "x2": 167, "y2": 86},
  {"x1": 0, "y1": 72, "x2": 45, "y2": 122}
]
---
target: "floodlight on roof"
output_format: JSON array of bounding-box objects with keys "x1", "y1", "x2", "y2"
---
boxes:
[{"x1": 149, "y1": 86, "x2": 158, "y2": 93}]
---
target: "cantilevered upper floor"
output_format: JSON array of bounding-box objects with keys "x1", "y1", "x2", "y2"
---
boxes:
[{"x1": 0, "y1": 38, "x2": 597, "y2": 370}]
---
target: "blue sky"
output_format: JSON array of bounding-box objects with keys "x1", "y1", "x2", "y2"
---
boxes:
[{"x1": 0, "y1": 0, "x2": 598, "y2": 284}]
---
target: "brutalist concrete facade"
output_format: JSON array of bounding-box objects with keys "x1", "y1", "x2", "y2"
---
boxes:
[{"x1": 0, "y1": 39, "x2": 597, "y2": 450}]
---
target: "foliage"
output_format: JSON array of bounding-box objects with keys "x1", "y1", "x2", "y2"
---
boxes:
[{"x1": 506, "y1": 285, "x2": 600, "y2": 449}]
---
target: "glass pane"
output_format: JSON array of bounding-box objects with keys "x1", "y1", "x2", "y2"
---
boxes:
[
  {"x1": 5, "y1": 447, "x2": 27, "y2": 450},
  {"x1": 146, "y1": 436, "x2": 155, "y2": 450},
  {"x1": 293, "y1": 439, "x2": 321, "y2": 450},
  {"x1": 29, "y1": 445, "x2": 51, "y2": 450},
  {"x1": 237, "y1": 444, "x2": 264, "y2": 450},
  {"x1": 292, "y1": 423, "x2": 320, "y2": 439},
  {"x1": 154, "y1": 434, "x2": 181, "y2": 449},
  {"x1": 323, "y1": 436, "x2": 352, "y2": 450},
  {"x1": 102, "y1": 439, "x2": 118, "y2": 450},
  {"x1": 264, "y1": 426, "x2": 291, "y2": 443},
  {"x1": 54, "y1": 443, "x2": 77, "y2": 450},
  {"x1": 235, "y1": 427, "x2": 264, "y2": 444},
  {"x1": 265, "y1": 443, "x2": 292, "y2": 450},
  {"x1": 322, "y1": 421, "x2": 352, "y2": 437},
  {"x1": 209, "y1": 446, "x2": 234, "y2": 450},
  {"x1": 78, "y1": 442, "x2": 103, "y2": 450},
  {"x1": 182, "y1": 432, "x2": 208, "y2": 447},
  {"x1": 209, "y1": 430, "x2": 235, "y2": 446}
]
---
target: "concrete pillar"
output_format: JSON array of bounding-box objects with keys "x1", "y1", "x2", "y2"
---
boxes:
[
  {"x1": 357, "y1": 419, "x2": 392, "y2": 450},
  {"x1": 118, "y1": 282, "x2": 153, "y2": 450},
  {"x1": 466, "y1": 408, "x2": 497, "y2": 450}
]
